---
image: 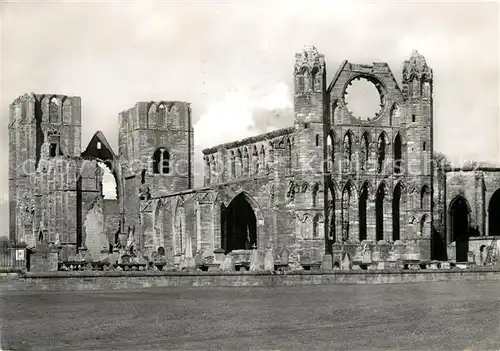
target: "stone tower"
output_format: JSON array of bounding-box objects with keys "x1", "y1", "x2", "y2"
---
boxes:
[
  {"x1": 8, "y1": 93, "x2": 81, "y2": 244},
  {"x1": 293, "y1": 45, "x2": 327, "y2": 254},
  {"x1": 402, "y1": 50, "x2": 434, "y2": 244},
  {"x1": 118, "y1": 101, "x2": 194, "y2": 239}
]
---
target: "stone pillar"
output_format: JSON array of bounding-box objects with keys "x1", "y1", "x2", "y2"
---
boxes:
[
  {"x1": 367, "y1": 198, "x2": 377, "y2": 241},
  {"x1": 383, "y1": 197, "x2": 392, "y2": 242},
  {"x1": 212, "y1": 201, "x2": 221, "y2": 251}
]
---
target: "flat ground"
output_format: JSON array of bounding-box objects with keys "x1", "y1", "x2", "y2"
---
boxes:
[{"x1": 1, "y1": 281, "x2": 500, "y2": 350}]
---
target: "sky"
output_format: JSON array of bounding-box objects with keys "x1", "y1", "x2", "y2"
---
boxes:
[{"x1": 0, "y1": 0, "x2": 499, "y2": 236}]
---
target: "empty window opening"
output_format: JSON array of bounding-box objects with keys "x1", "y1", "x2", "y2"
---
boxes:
[
  {"x1": 394, "y1": 133, "x2": 402, "y2": 174},
  {"x1": 412, "y1": 114, "x2": 416, "y2": 122},
  {"x1": 377, "y1": 133, "x2": 386, "y2": 173},
  {"x1": 315, "y1": 134, "x2": 320, "y2": 146},
  {"x1": 98, "y1": 162, "x2": 117, "y2": 200},
  {"x1": 152, "y1": 148, "x2": 170, "y2": 175}
]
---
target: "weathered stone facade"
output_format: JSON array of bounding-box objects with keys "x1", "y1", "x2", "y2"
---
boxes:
[{"x1": 8, "y1": 46, "x2": 500, "y2": 267}]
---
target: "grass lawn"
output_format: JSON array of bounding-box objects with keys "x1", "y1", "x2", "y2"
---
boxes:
[{"x1": 1, "y1": 281, "x2": 499, "y2": 350}]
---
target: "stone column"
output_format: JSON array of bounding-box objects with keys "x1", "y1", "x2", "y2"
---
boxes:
[
  {"x1": 367, "y1": 198, "x2": 377, "y2": 241},
  {"x1": 212, "y1": 200, "x2": 220, "y2": 252},
  {"x1": 383, "y1": 196, "x2": 392, "y2": 242}
]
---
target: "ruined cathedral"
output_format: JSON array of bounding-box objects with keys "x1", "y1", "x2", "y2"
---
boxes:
[{"x1": 9, "y1": 46, "x2": 500, "y2": 267}]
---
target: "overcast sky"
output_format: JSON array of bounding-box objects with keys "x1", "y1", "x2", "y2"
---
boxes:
[{"x1": 1, "y1": 1, "x2": 499, "y2": 236}]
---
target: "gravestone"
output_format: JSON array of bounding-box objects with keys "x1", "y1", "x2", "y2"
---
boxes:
[
  {"x1": 321, "y1": 254, "x2": 333, "y2": 271},
  {"x1": 406, "y1": 241, "x2": 420, "y2": 261},
  {"x1": 467, "y1": 251, "x2": 475, "y2": 264},
  {"x1": 214, "y1": 248, "x2": 226, "y2": 264},
  {"x1": 195, "y1": 252, "x2": 204, "y2": 266},
  {"x1": 264, "y1": 249, "x2": 274, "y2": 271},
  {"x1": 279, "y1": 246, "x2": 289, "y2": 265},
  {"x1": 447, "y1": 242, "x2": 456, "y2": 262},
  {"x1": 341, "y1": 253, "x2": 352, "y2": 271},
  {"x1": 48, "y1": 248, "x2": 59, "y2": 272},
  {"x1": 362, "y1": 248, "x2": 372, "y2": 264},
  {"x1": 221, "y1": 255, "x2": 235, "y2": 272},
  {"x1": 108, "y1": 252, "x2": 119, "y2": 265},
  {"x1": 165, "y1": 247, "x2": 174, "y2": 267},
  {"x1": 428, "y1": 262, "x2": 438, "y2": 270},
  {"x1": 313, "y1": 249, "x2": 322, "y2": 263},
  {"x1": 249, "y1": 250, "x2": 263, "y2": 272}
]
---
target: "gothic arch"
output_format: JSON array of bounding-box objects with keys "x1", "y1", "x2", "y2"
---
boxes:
[
  {"x1": 420, "y1": 214, "x2": 430, "y2": 237},
  {"x1": 152, "y1": 147, "x2": 171, "y2": 175},
  {"x1": 147, "y1": 103, "x2": 157, "y2": 129},
  {"x1": 331, "y1": 99, "x2": 340, "y2": 125},
  {"x1": 377, "y1": 131, "x2": 389, "y2": 173},
  {"x1": 341, "y1": 179, "x2": 357, "y2": 241},
  {"x1": 48, "y1": 96, "x2": 61, "y2": 124},
  {"x1": 153, "y1": 200, "x2": 166, "y2": 250},
  {"x1": 173, "y1": 199, "x2": 186, "y2": 256},
  {"x1": 393, "y1": 132, "x2": 403, "y2": 174},
  {"x1": 157, "y1": 103, "x2": 167, "y2": 126},
  {"x1": 488, "y1": 188, "x2": 500, "y2": 236},
  {"x1": 222, "y1": 191, "x2": 265, "y2": 252},
  {"x1": 358, "y1": 180, "x2": 373, "y2": 242},
  {"x1": 360, "y1": 131, "x2": 370, "y2": 172},
  {"x1": 389, "y1": 102, "x2": 401, "y2": 125},
  {"x1": 420, "y1": 185, "x2": 431, "y2": 209},
  {"x1": 375, "y1": 181, "x2": 389, "y2": 241},
  {"x1": 392, "y1": 181, "x2": 405, "y2": 241},
  {"x1": 448, "y1": 195, "x2": 471, "y2": 262}
]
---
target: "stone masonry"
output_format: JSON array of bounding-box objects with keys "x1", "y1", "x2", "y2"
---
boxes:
[{"x1": 8, "y1": 46, "x2": 500, "y2": 267}]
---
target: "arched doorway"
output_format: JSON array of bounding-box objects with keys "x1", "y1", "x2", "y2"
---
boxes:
[
  {"x1": 488, "y1": 189, "x2": 500, "y2": 236},
  {"x1": 450, "y1": 196, "x2": 470, "y2": 262},
  {"x1": 221, "y1": 193, "x2": 257, "y2": 253}
]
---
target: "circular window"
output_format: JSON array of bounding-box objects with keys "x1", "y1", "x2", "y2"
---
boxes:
[{"x1": 343, "y1": 77, "x2": 383, "y2": 121}]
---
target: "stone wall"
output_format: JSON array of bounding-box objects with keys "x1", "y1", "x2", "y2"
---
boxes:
[
  {"x1": 2, "y1": 269, "x2": 500, "y2": 291},
  {"x1": 325, "y1": 51, "x2": 433, "y2": 254}
]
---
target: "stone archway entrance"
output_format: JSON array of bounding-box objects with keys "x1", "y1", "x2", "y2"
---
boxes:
[
  {"x1": 488, "y1": 189, "x2": 500, "y2": 236},
  {"x1": 221, "y1": 192, "x2": 260, "y2": 254},
  {"x1": 450, "y1": 196, "x2": 470, "y2": 262}
]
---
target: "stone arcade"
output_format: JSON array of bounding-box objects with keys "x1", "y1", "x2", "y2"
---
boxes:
[{"x1": 8, "y1": 46, "x2": 500, "y2": 271}]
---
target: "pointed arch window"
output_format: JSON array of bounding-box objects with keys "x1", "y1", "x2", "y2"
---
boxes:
[
  {"x1": 152, "y1": 148, "x2": 170, "y2": 175},
  {"x1": 331, "y1": 101, "x2": 339, "y2": 126},
  {"x1": 343, "y1": 133, "x2": 352, "y2": 162},
  {"x1": 377, "y1": 133, "x2": 387, "y2": 173},
  {"x1": 158, "y1": 104, "x2": 166, "y2": 126},
  {"x1": 297, "y1": 67, "x2": 308, "y2": 92},
  {"x1": 394, "y1": 133, "x2": 403, "y2": 174},
  {"x1": 326, "y1": 132, "x2": 333, "y2": 172},
  {"x1": 420, "y1": 185, "x2": 431, "y2": 210},
  {"x1": 312, "y1": 214, "x2": 320, "y2": 238},
  {"x1": 360, "y1": 132, "x2": 369, "y2": 172},
  {"x1": 49, "y1": 97, "x2": 60, "y2": 123},
  {"x1": 259, "y1": 145, "x2": 265, "y2": 173},
  {"x1": 230, "y1": 151, "x2": 236, "y2": 177}
]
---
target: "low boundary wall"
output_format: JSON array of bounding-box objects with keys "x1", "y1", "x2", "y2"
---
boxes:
[{"x1": 0, "y1": 268, "x2": 499, "y2": 291}]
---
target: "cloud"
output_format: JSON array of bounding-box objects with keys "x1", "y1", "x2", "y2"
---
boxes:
[{"x1": 192, "y1": 82, "x2": 294, "y2": 185}]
